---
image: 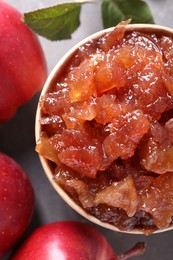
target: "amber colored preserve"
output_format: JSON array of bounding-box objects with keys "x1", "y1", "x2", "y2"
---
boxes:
[{"x1": 36, "y1": 22, "x2": 173, "y2": 234}]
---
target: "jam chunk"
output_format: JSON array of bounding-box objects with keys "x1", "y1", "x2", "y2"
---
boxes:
[
  {"x1": 139, "y1": 121, "x2": 173, "y2": 174},
  {"x1": 138, "y1": 172, "x2": 173, "y2": 229},
  {"x1": 56, "y1": 128, "x2": 104, "y2": 178},
  {"x1": 68, "y1": 59, "x2": 95, "y2": 102},
  {"x1": 103, "y1": 110, "x2": 149, "y2": 161},
  {"x1": 94, "y1": 175, "x2": 138, "y2": 217}
]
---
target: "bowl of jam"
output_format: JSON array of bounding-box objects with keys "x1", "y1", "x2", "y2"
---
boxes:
[{"x1": 35, "y1": 21, "x2": 173, "y2": 234}]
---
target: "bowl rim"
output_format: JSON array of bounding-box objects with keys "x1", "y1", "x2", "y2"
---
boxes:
[{"x1": 35, "y1": 23, "x2": 173, "y2": 235}]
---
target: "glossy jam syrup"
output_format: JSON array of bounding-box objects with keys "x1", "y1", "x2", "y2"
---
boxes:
[{"x1": 36, "y1": 24, "x2": 173, "y2": 233}]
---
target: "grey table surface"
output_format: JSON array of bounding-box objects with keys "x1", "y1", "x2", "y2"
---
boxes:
[{"x1": 1, "y1": 0, "x2": 173, "y2": 259}]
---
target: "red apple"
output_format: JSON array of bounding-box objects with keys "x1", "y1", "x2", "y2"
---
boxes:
[
  {"x1": 0, "y1": 153, "x2": 35, "y2": 258},
  {"x1": 11, "y1": 221, "x2": 145, "y2": 260},
  {"x1": 0, "y1": 0, "x2": 47, "y2": 123}
]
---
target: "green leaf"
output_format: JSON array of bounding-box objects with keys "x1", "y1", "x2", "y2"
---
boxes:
[
  {"x1": 101, "y1": 0, "x2": 155, "y2": 29},
  {"x1": 23, "y1": 2, "x2": 83, "y2": 41}
]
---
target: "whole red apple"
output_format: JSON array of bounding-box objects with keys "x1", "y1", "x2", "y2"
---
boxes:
[
  {"x1": 0, "y1": 153, "x2": 35, "y2": 258},
  {"x1": 11, "y1": 221, "x2": 145, "y2": 260},
  {"x1": 11, "y1": 221, "x2": 115, "y2": 260},
  {"x1": 0, "y1": 0, "x2": 47, "y2": 123}
]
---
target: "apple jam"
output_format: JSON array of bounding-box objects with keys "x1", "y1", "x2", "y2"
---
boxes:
[{"x1": 36, "y1": 22, "x2": 173, "y2": 234}]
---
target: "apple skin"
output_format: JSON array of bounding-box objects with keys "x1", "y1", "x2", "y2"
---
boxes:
[
  {"x1": 0, "y1": 153, "x2": 35, "y2": 259},
  {"x1": 11, "y1": 221, "x2": 116, "y2": 260},
  {"x1": 0, "y1": 0, "x2": 47, "y2": 123}
]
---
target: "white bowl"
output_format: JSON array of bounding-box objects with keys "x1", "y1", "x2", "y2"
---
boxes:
[{"x1": 35, "y1": 24, "x2": 173, "y2": 234}]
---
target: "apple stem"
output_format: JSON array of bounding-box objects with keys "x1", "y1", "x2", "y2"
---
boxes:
[{"x1": 114, "y1": 242, "x2": 146, "y2": 260}]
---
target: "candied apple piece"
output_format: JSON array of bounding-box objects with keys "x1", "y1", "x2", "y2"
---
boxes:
[
  {"x1": 128, "y1": 54, "x2": 169, "y2": 119},
  {"x1": 116, "y1": 45, "x2": 144, "y2": 70},
  {"x1": 95, "y1": 94, "x2": 121, "y2": 124},
  {"x1": 40, "y1": 89, "x2": 71, "y2": 116},
  {"x1": 67, "y1": 59, "x2": 95, "y2": 102},
  {"x1": 135, "y1": 175, "x2": 154, "y2": 192},
  {"x1": 135, "y1": 75, "x2": 170, "y2": 119},
  {"x1": 72, "y1": 41, "x2": 97, "y2": 66},
  {"x1": 62, "y1": 114, "x2": 84, "y2": 130},
  {"x1": 156, "y1": 36, "x2": 173, "y2": 77},
  {"x1": 163, "y1": 76, "x2": 173, "y2": 96},
  {"x1": 65, "y1": 179, "x2": 95, "y2": 208},
  {"x1": 138, "y1": 172, "x2": 173, "y2": 229},
  {"x1": 165, "y1": 118, "x2": 173, "y2": 143},
  {"x1": 93, "y1": 50, "x2": 126, "y2": 94},
  {"x1": 56, "y1": 129, "x2": 104, "y2": 178},
  {"x1": 59, "y1": 149, "x2": 101, "y2": 178},
  {"x1": 125, "y1": 31, "x2": 161, "y2": 54},
  {"x1": 53, "y1": 162, "x2": 95, "y2": 207},
  {"x1": 63, "y1": 97, "x2": 97, "y2": 129},
  {"x1": 72, "y1": 97, "x2": 97, "y2": 121},
  {"x1": 99, "y1": 20, "x2": 131, "y2": 52},
  {"x1": 139, "y1": 122, "x2": 173, "y2": 174},
  {"x1": 160, "y1": 36, "x2": 173, "y2": 61},
  {"x1": 104, "y1": 110, "x2": 149, "y2": 161},
  {"x1": 94, "y1": 175, "x2": 138, "y2": 217},
  {"x1": 36, "y1": 132, "x2": 60, "y2": 163},
  {"x1": 140, "y1": 139, "x2": 173, "y2": 174},
  {"x1": 40, "y1": 115, "x2": 65, "y2": 135}
]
